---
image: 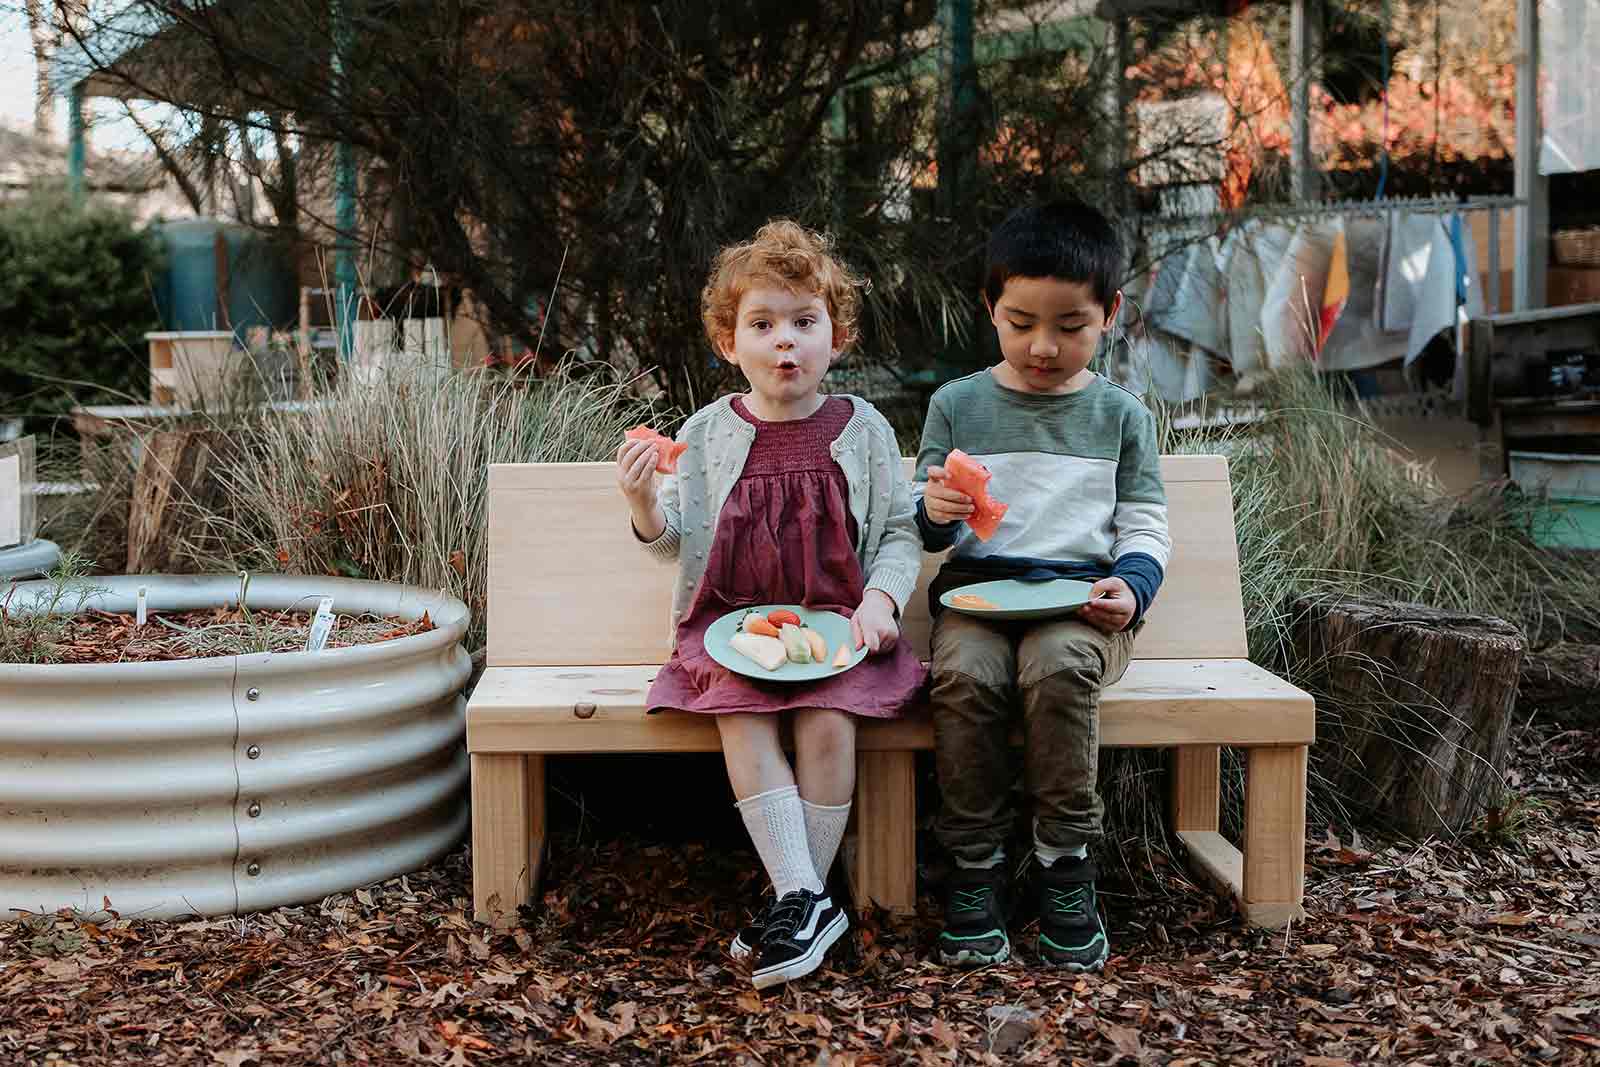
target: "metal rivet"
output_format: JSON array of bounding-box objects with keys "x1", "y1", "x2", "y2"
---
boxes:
[
  {"x1": 246, "y1": 745, "x2": 261, "y2": 760},
  {"x1": 574, "y1": 702, "x2": 596, "y2": 720},
  {"x1": 246, "y1": 687, "x2": 260, "y2": 702},
  {"x1": 246, "y1": 862, "x2": 261, "y2": 877},
  {"x1": 247, "y1": 802, "x2": 262, "y2": 818}
]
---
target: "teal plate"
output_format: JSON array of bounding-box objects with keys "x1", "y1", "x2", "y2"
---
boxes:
[
  {"x1": 705, "y1": 604, "x2": 867, "y2": 682},
  {"x1": 939, "y1": 578, "x2": 1095, "y2": 621}
]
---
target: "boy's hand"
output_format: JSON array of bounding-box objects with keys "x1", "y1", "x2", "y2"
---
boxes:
[
  {"x1": 616, "y1": 438, "x2": 665, "y2": 539},
  {"x1": 851, "y1": 589, "x2": 900, "y2": 655},
  {"x1": 922, "y1": 466, "x2": 974, "y2": 526},
  {"x1": 1079, "y1": 577, "x2": 1136, "y2": 633}
]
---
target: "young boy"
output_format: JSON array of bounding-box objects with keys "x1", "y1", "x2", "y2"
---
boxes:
[{"x1": 914, "y1": 200, "x2": 1170, "y2": 972}]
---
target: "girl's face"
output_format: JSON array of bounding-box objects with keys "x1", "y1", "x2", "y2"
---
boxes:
[
  {"x1": 718, "y1": 285, "x2": 841, "y2": 415},
  {"x1": 988, "y1": 276, "x2": 1121, "y2": 395}
]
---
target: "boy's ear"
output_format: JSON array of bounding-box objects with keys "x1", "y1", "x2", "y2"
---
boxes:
[
  {"x1": 1104, "y1": 289, "x2": 1124, "y2": 327},
  {"x1": 715, "y1": 331, "x2": 738, "y2": 363}
]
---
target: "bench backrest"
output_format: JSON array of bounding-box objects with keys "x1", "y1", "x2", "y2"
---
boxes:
[{"x1": 486, "y1": 455, "x2": 1247, "y2": 666}]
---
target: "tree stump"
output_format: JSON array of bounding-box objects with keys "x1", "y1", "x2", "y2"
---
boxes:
[
  {"x1": 127, "y1": 430, "x2": 214, "y2": 573},
  {"x1": 1520, "y1": 643, "x2": 1600, "y2": 729},
  {"x1": 1291, "y1": 595, "x2": 1524, "y2": 836}
]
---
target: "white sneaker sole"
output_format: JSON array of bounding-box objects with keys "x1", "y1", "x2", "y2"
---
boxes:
[
  {"x1": 730, "y1": 933, "x2": 755, "y2": 961},
  {"x1": 750, "y1": 911, "x2": 848, "y2": 990}
]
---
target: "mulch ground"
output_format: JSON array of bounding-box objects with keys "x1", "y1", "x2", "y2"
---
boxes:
[
  {"x1": 3, "y1": 724, "x2": 1597, "y2": 1066},
  {"x1": 12, "y1": 607, "x2": 435, "y2": 664}
]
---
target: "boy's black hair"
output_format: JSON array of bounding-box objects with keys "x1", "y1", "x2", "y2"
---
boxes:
[{"x1": 983, "y1": 200, "x2": 1122, "y2": 316}]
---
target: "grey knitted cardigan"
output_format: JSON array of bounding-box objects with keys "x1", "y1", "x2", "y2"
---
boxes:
[{"x1": 638, "y1": 393, "x2": 922, "y2": 645}]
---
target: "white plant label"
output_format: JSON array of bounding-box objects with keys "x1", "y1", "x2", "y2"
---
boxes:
[
  {"x1": 136, "y1": 586, "x2": 148, "y2": 626},
  {"x1": 306, "y1": 596, "x2": 336, "y2": 652},
  {"x1": 0, "y1": 454, "x2": 18, "y2": 548}
]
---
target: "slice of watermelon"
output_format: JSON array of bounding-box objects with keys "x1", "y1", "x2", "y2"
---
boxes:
[
  {"x1": 943, "y1": 449, "x2": 1008, "y2": 541},
  {"x1": 624, "y1": 425, "x2": 689, "y2": 474}
]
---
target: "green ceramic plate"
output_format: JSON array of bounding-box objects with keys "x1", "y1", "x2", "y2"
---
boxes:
[
  {"x1": 939, "y1": 578, "x2": 1095, "y2": 621},
  {"x1": 705, "y1": 604, "x2": 867, "y2": 682}
]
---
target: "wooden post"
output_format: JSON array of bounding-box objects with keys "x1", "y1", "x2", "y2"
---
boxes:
[
  {"x1": 848, "y1": 750, "x2": 916, "y2": 914},
  {"x1": 471, "y1": 753, "x2": 540, "y2": 928},
  {"x1": 1290, "y1": 0, "x2": 1322, "y2": 202},
  {"x1": 1514, "y1": 0, "x2": 1548, "y2": 310},
  {"x1": 1242, "y1": 744, "x2": 1307, "y2": 929}
]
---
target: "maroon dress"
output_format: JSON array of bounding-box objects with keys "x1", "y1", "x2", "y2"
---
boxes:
[{"x1": 646, "y1": 396, "x2": 927, "y2": 718}]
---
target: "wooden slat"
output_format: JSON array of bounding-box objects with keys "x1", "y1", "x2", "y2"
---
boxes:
[
  {"x1": 465, "y1": 658, "x2": 1314, "y2": 753},
  {"x1": 486, "y1": 455, "x2": 1249, "y2": 668},
  {"x1": 1177, "y1": 829, "x2": 1243, "y2": 902}
]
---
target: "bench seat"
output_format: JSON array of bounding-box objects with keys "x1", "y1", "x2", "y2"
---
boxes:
[{"x1": 466, "y1": 659, "x2": 1314, "y2": 753}]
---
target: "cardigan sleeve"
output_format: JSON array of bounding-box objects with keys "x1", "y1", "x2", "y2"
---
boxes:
[
  {"x1": 862, "y1": 425, "x2": 923, "y2": 615},
  {"x1": 634, "y1": 465, "x2": 683, "y2": 562}
]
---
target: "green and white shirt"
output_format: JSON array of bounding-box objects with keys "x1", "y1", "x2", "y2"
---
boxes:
[{"x1": 913, "y1": 370, "x2": 1171, "y2": 623}]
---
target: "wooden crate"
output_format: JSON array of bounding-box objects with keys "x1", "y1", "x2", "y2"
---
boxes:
[{"x1": 146, "y1": 331, "x2": 240, "y2": 407}]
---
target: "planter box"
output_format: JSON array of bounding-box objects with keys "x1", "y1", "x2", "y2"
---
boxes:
[
  {"x1": 1509, "y1": 450, "x2": 1600, "y2": 549},
  {"x1": 0, "y1": 575, "x2": 470, "y2": 920}
]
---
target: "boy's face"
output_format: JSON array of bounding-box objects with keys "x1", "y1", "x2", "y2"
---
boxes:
[
  {"x1": 718, "y1": 284, "x2": 841, "y2": 407},
  {"x1": 987, "y1": 276, "x2": 1121, "y2": 395}
]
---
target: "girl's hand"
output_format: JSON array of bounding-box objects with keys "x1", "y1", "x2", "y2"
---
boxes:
[
  {"x1": 616, "y1": 438, "x2": 665, "y2": 540},
  {"x1": 851, "y1": 589, "x2": 900, "y2": 654},
  {"x1": 1079, "y1": 577, "x2": 1136, "y2": 634},
  {"x1": 922, "y1": 466, "x2": 974, "y2": 526},
  {"x1": 616, "y1": 438, "x2": 659, "y2": 509}
]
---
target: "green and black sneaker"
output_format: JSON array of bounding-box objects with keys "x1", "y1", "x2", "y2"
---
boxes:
[
  {"x1": 1035, "y1": 855, "x2": 1109, "y2": 972},
  {"x1": 938, "y1": 865, "x2": 1011, "y2": 966}
]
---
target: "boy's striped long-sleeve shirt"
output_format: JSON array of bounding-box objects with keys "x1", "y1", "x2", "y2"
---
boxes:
[{"x1": 913, "y1": 370, "x2": 1171, "y2": 626}]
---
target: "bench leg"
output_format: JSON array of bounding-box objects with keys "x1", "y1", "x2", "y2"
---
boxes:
[
  {"x1": 1172, "y1": 744, "x2": 1220, "y2": 833},
  {"x1": 471, "y1": 753, "x2": 546, "y2": 928},
  {"x1": 1242, "y1": 744, "x2": 1307, "y2": 929},
  {"x1": 847, "y1": 750, "x2": 916, "y2": 915}
]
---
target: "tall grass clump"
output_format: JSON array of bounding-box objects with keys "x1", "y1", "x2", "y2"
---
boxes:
[
  {"x1": 1099, "y1": 369, "x2": 1600, "y2": 889},
  {"x1": 1174, "y1": 369, "x2": 1600, "y2": 666},
  {"x1": 173, "y1": 361, "x2": 662, "y2": 652}
]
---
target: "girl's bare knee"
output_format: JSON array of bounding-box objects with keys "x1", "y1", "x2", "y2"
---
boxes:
[{"x1": 797, "y1": 708, "x2": 856, "y2": 760}]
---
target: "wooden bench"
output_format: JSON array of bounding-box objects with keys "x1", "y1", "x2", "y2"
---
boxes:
[{"x1": 466, "y1": 455, "x2": 1315, "y2": 930}]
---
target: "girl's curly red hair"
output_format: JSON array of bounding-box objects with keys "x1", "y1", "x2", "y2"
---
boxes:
[{"x1": 701, "y1": 219, "x2": 867, "y2": 355}]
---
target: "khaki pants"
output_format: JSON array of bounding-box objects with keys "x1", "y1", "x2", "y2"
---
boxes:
[{"x1": 928, "y1": 585, "x2": 1134, "y2": 864}]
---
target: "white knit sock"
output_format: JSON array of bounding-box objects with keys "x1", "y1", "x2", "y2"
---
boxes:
[
  {"x1": 736, "y1": 785, "x2": 823, "y2": 897},
  {"x1": 1034, "y1": 820, "x2": 1088, "y2": 868},
  {"x1": 801, "y1": 798, "x2": 851, "y2": 882}
]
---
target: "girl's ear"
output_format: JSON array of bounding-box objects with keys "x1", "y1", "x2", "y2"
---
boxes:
[{"x1": 715, "y1": 331, "x2": 738, "y2": 364}]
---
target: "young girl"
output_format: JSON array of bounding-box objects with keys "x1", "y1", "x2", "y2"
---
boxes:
[{"x1": 615, "y1": 220, "x2": 926, "y2": 990}]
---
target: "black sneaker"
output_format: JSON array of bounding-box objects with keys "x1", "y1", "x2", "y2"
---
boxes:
[
  {"x1": 938, "y1": 865, "x2": 1011, "y2": 966},
  {"x1": 1035, "y1": 855, "x2": 1109, "y2": 971},
  {"x1": 730, "y1": 898, "x2": 772, "y2": 961},
  {"x1": 750, "y1": 888, "x2": 848, "y2": 990}
]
